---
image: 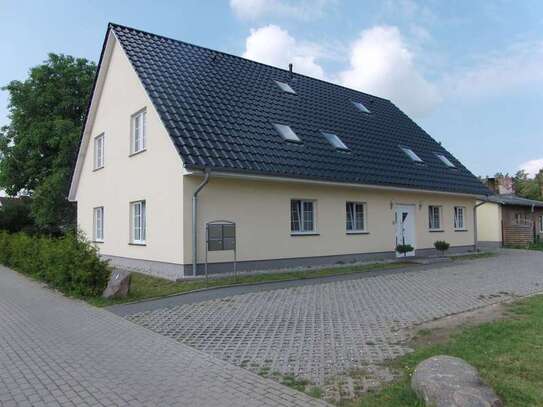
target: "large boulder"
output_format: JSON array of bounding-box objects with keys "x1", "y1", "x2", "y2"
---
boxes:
[
  {"x1": 102, "y1": 269, "x2": 131, "y2": 299},
  {"x1": 411, "y1": 355, "x2": 502, "y2": 407}
]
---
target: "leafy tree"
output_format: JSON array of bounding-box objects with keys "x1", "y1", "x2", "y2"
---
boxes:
[
  {"x1": 0, "y1": 54, "x2": 96, "y2": 233},
  {"x1": 513, "y1": 170, "x2": 541, "y2": 201},
  {"x1": 0, "y1": 197, "x2": 35, "y2": 233}
]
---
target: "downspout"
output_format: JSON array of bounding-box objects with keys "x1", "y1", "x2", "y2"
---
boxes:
[
  {"x1": 473, "y1": 198, "x2": 490, "y2": 252},
  {"x1": 532, "y1": 204, "x2": 535, "y2": 244},
  {"x1": 192, "y1": 170, "x2": 210, "y2": 276}
]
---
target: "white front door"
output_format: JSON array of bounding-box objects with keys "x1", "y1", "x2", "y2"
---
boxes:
[{"x1": 395, "y1": 205, "x2": 416, "y2": 257}]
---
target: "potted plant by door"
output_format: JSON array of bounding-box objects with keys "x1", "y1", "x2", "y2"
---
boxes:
[
  {"x1": 434, "y1": 240, "x2": 450, "y2": 256},
  {"x1": 396, "y1": 244, "x2": 414, "y2": 257}
]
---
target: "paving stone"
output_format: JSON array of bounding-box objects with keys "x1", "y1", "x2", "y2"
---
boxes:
[
  {"x1": 126, "y1": 250, "x2": 543, "y2": 385},
  {"x1": 0, "y1": 266, "x2": 328, "y2": 407}
]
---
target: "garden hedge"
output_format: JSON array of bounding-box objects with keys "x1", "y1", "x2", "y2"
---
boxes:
[{"x1": 0, "y1": 231, "x2": 110, "y2": 297}]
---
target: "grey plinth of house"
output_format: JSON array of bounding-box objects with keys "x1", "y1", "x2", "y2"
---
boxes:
[{"x1": 411, "y1": 355, "x2": 503, "y2": 407}]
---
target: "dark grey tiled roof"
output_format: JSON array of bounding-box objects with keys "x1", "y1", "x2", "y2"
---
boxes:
[
  {"x1": 486, "y1": 194, "x2": 543, "y2": 207},
  {"x1": 110, "y1": 23, "x2": 490, "y2": 196}
]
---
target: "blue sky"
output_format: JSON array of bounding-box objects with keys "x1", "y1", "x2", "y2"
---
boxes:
[{"x1": 1, "y1": 0, "x2": 542, "y2": 177}]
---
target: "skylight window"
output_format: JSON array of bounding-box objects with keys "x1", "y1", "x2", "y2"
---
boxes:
[
  {"x1": 322, "y1": 132, "x2": 349, "y2": 151},
  {"x1": 352, "y1": 101, "x2": 371, "y2": 113},
  {"x1": 435, "y1": 153, "x2": 456, "y2": 168},
  {"x1": 400, "y1": 146, "x2": 423, "y2": 163},
  {"x1": 273, "y1": 123, "x2": 301, "y2": 143},
  {"x1": 274, "y1": 80, "x2": 296, "y2": 94}
]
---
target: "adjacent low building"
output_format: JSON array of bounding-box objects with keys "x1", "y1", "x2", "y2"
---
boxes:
[
  {"x1": 477, "y1": 194, "x2": 543, "y2": 247},
  {"x1": 69, "y1": 23, "x2": 491, "y2": 280}
]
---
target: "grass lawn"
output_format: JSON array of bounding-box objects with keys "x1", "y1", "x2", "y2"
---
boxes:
[
  {"x1": 88, "y1": 261, "x2": 413, "y2": 307},
  {"x1": 348, "y1": 294, "x2": 543, "y2": 407},
  {"x1": 528, "y1": 242, "x2": 543, "y2": 251}
]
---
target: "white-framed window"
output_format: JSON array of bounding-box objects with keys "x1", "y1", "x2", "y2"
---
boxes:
[
  {"x1": 93, "y1": 207, "x2": 104, "y2": 242},
  {"x1": 291, "y1": 199, "x2": 316, "y2": 234},
  {"x1": 346, "y1": 202, "x2": 366, "y2": 232},
  {"x1": 428, "y1": 205, "x2": 442, "y2": 230},
  {"x1": 130, "y1": 200, "x2": 146, "y2": 244},
  {"x1": 539, "y1": 215, "x2": 543, "y2": 233},
  {"x1": 94, "y1": 134, "x2": 104, "y2": 170},
  {"x1": 514, "y1": 213, "x2": 530, "y2": 225},
  {"x1": 131, "y1": 109, "x2": 146, "y2": 154},
  {"x1": 454, "y1": 206, "x2": 466, "y2": 230}
]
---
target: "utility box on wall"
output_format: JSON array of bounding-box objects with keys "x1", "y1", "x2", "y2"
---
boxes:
[
  {"x1": 207, "y1": 223, "x2": 236, "y2": 251},
  {"x1": 205, "y1": 220, "x2": 237, "y2": 280}
]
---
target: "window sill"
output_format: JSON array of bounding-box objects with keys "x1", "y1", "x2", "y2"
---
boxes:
[
  {"x1": 92, "y1": 166, "x2": 104, "y2": 172},
  {"x1": 454, "y1": 229, "x2": 468, "y2": 232},
  {"x1": 129, "y1": 242, "x2": 147, "y2": 246},
  {"x1": 346, "y1": 231, "x2": 369, "y2": 235},
  {"x1": 129, "y1": 148, "x2": 147, "y2": 158},
  {"x1": 92, "y1": 240, "x2": 104, "y2": 244},
  {"x1": 429, "y1": 229, "x2": 444, "y2": 233},
  {"x1": 291, "y1": 232, "x2": 319, "y2": 237}
]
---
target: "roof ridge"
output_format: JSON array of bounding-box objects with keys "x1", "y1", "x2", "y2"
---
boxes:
[{"x1": 108, "y1": 22, "x2": 391, "y2": 103}]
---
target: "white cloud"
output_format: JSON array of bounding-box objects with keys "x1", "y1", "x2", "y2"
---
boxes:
[
  {"x1": 444, "y1": 40, "x2": 543, "y2": 100},
  {"x1": 519, "y1": 159, "x2": 543, "y2": 178},
  {"x1": 337, "y1": 26, "x2": 440, "y2": 117},
  {"x1": 242, "y1": 25, "x2": 325, "y2": 79},
  {"x1": 230, "y1": 0, "x2": 331, "y2": 21}
]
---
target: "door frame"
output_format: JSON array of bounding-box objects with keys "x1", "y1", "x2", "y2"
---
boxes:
[{"x1": 394, "y1": 204, "x2": 417, "y2": 257}]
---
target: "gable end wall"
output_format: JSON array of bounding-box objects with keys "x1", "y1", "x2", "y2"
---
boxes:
[{"x1": 75, "y1": 36, "x2": 185, "y2": 279}]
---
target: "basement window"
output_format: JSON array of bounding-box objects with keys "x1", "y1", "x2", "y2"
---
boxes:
[
  {"x1": 400, "y1": 146, "x2": 424, "y2": 163},
  {"x1": 322, "y1": 132, "x2": 349, "y2": 151},
  {"x1": 352, "y1": 101, "x2": 371, "y2": 113},
  {"x1": 436, "y1": 153, "x2": 456, "y2": 168},
  {"x1": 273, "y1": 123, "x2": 301, "y2": 143},
  {"x1": 274, "y1": 80, "x2": 296, "y2": 94}
]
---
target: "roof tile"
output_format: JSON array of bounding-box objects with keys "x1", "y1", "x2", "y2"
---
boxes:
[{"x1": 111, "y1": 23, "x2": 490, "y2": 196}]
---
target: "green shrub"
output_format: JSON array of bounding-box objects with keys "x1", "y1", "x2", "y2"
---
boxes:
[
  {"x1": 396, "y1": 244, "x2": 414, "y2": 256},
  {"x1": 434, "y1": 240, "x2": 450, "y2": 255},
  {"x1": 0, "y1": 231, "x2": 110, "y2": 297}
]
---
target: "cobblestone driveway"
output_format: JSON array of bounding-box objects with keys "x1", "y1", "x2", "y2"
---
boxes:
[
  {"x1": 127, "y1": 250, "x2": 543, "y2": 385},
  {"x1": 0, "y1": 266, "x2": 328, "y2": 407}
]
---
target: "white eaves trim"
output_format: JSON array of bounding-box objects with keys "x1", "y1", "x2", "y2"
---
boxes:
[
  {"x1": 184, "y1": 170, "x2": 487, "y2": 199},
  {"x1": 68, "y1": 31, "x2": 117, "y2": 202}
]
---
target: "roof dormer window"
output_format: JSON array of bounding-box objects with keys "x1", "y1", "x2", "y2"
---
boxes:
[
  {"x1": 273, "y1": 123, "x2": 301, "y2": 143},
  {"x1": 436, "y1": 153, "x2": 456, "y2": 168},
  {"x1": 400, "y1": 146, "x2": 423, "y2": 163},
  {"x1": 322, "y1": 132, "x2": 349, "y2": 151},
  {"x1": 274, "y1": 80, "x2": 296, "y2": 94},
  {"x1": 352, "y1": 101, "x2": 371, "y2": 113}
]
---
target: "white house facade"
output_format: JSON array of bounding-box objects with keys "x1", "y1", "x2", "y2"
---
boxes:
[{"x1": 69, "y1": 24, "x2": 490, "y2": 280}]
